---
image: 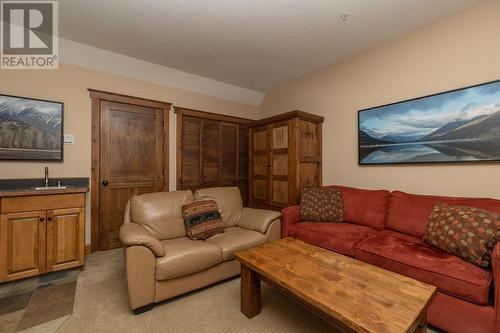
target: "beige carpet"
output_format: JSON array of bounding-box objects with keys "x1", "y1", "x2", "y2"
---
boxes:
[{"x1": 59, "y1": 249, "x2": 439, "y2": 333}]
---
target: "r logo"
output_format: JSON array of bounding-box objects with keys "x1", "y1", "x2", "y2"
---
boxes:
[{"x1": 1, "y1": 1, "x2": 54, "y2": 55}]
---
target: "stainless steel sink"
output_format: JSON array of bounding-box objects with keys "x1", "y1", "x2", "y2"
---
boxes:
[{"x1": 32, "y1": 186, "x2": 70, "y2": 190}]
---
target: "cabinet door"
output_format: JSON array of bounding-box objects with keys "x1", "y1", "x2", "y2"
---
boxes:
[
  {"x1": 201, "y1": 120, "x2": 221, "y2": 187},
  {"x1": 46, "y1": 208, "x2": 85, "y2": 272},
  {"x1": 0, "y1": 211, "x2": 45, "y2": 282},
  {"x1": 220, "y1": 122, "x2": 238, "y2": 186},
  {"x1": 180, "y1": 116, "x2": 203, "y2": 190},
  {"x1": 250, "y1": 126, "x2": 269, "y2": 205},
  {"x1": 269, "y1": 122, "x2": 291, "y2": 207}
]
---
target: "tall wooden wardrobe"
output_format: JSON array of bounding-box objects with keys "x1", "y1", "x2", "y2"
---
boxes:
[
  {"x1": 248, "y1": 111, "x2": 324, "y2": 210},
  {"x1": 175, "y1": 107, "x2": 252, "y2": 204}
]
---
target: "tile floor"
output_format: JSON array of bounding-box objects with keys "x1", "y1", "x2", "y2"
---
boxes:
[{"x1": 0, "y1": 269, "x2": 79, "y2": 333}]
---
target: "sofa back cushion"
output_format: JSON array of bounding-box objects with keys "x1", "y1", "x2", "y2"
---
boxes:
[
  {"x1": 325, "y1": 185, "x2": 390, "y2": 231},
  {"x1": 387, "y1": 191, "x2": 500, "y2": 238},
  {"x1": 130, "y1": 190, "x2": 194, "y2": 240},
  {"x1": 194, "y1": 187, "x2": 242, "y2": 228}
]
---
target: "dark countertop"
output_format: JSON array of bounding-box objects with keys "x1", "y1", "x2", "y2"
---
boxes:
[{"x1": 0, "y1": 187, "x2": 89, "y2": 197}]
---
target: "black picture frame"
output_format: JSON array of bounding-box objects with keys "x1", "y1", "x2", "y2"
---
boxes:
[
  {"x1": 0, "y1": 93, "x2": 64, "y2": 162},
  {"x1": 358, "y1": 79, "x2": 500, "y2": 165}
]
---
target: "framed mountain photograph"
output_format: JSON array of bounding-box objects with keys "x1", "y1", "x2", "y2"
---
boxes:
[
  {"x1": 358, "y1": 80, "x2": 500, "y2": 165},
  {"x1": 0, "y1": 94, "x2": 63, "y2": 161}
]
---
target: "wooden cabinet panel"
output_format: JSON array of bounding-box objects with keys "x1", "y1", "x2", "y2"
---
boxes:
[
  {"x1": 176, "y1": 107, "x2": 252, "y2": 204},
  {"x1": 47, "y1": 208, "x2": 84, "y2": 271},
  {"x1": 202, "y1": 120, "x2": 221, "y2": 186},
  {"x1": 0, "y1": 211, "x2": 45, "y2": 281},
  {"x1": 181, "y1": 116, "x2": 202, "y2": 188},
  {"x1": 248, "y1": 111, "x2": 323, "y2": 210},
  {"x1": 1, "y1": 193, "x2": 85, "y2": 214},
  {"x1": 221, "y1": 123, "x2": 237, "y2": 184}
]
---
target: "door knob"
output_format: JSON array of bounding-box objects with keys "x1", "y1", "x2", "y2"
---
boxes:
[{"x1": 102, "y1": 180, "x2": 109, "y2": 186}]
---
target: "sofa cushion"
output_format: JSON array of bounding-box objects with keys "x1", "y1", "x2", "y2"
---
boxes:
[
  {"x1": 424, "y1": 203, "x2": 500, "y2": 267},
  {"x1": 300, "y1": 187, "x2": 344, "y2": 222},
  {"x1": 155, "y1": 238, "x2": 222, "y2": 280},
  {"x1": 354, "y1": 230, "x2": 492, "y2": 305},
  {"x1": 130, "y1": 190, "x2": 193, "y2": 240},
  {"x1": 386, "y1": 191, "x2": 500, "y2": 238},
  {"x1": 182, "y1": 200, "x2": 224, "y2": 240},
  {"x1": 206, "y1": 227, "x2": 267, "y2": 261},
  {"x1": 288, "y1": 222, "x2": 378, "y2": 256},
  {"x1": 195, "y1": 187, "x2": 242, "y2": 228},
  {"x1": 325, "y1": 185, "x2": 389, "y2": 231}
]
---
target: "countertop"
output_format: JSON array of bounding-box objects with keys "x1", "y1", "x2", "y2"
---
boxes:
[{"x1": 0, "y1": 187, "x2": 89, "y2": 197}]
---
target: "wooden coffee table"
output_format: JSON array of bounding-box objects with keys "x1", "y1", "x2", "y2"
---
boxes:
[{"x1": 235, "y1": 238, "x2": 437, "y2": 333}]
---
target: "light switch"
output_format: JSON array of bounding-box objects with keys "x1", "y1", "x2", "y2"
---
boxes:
[{"x1": 64, "y1": 134, "x2": 75, "y2": 144}]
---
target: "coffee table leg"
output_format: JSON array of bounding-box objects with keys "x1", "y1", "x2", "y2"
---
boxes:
[
  {"x1": 240, "y1": 264, "x2": 261, "y2": 319},
  {"x1": 414, "y1": 312, "x2": 428, "y2": 333}
]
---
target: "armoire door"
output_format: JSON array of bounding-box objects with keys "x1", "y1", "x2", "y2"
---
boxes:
[
  {"x1": 46, "y1": 208, "x2": 85, "y2": 271},
  {"x1": 99, "y1": 101, "x2": 166, "y2": 250},
  {"x1": 0, "y1": 211, "x2": 45, "y2": 281},
  {"x1": 221, "y1": 122, "x2": 238, "y2": 186},
  {"x1": 238, "y1": 125, "x2": 249, "y2": 205},
  {"x1": 250, "y1": 126, "x2": 269, "y2": 205},
  {"x1": 269, "y1": 122, "x2": 291, "y2": 207}
]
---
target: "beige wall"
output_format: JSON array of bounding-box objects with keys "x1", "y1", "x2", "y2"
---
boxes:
[
  {"x1": 261, "y1": 0, "x2": 500, "y2": 199},
  {"x1": 0, "y1": 63, "x2": 260, "y2": 243}
]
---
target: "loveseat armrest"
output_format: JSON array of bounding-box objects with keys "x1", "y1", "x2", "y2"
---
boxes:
[
  {"x1": 238, "y1": 207, "x2": 281, "y2": 234},
  {"x1": 493, "y1": 243, "x2": 500, "y2": 333},
  {"x1": 119, "y1": 223, "x2": 166, "y2": 257},
  {"x1": 281, "y1": 205, "x2": 301, "y2": 238}
]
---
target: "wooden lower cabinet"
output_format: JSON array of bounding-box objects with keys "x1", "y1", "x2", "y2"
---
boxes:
[{"x1": 0, "y1": 191, "x2": 86, "y2": 282}]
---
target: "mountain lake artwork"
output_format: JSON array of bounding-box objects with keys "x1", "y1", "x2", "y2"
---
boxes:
[
  {"x1": 0, "y1": 94, "x2": 63, "y2": 161},
  {"x1": 358, "y1": 80, "x2": 500, "y2": 164}
]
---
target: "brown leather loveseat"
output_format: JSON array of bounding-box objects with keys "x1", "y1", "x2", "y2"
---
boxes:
[{"x1": 119, "y1": 187, "x2": 281, "y2": 314}]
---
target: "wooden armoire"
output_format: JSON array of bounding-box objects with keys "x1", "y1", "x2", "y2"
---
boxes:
[
  {"x1": 175, "y1": 107, "x2": 252, "y2": 204},
  {"x1": 248, "y1": 111, "x2": 324, "y2": 210}
]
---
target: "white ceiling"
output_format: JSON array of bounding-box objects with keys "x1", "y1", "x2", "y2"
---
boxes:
[{"x1": 60, "y1": 0, "x2": 486, "y2": 93}]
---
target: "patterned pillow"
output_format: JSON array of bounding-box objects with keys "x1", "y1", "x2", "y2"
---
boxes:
[
  {"x1": 182, "y1": 200, "x2": 224, "y2": 240},
  {"x1": 300, "y1": 187, "x2": 344, "y2": 222},
  {"x1": 424, "y1": 203, "x2": 500, "y2": 267}
]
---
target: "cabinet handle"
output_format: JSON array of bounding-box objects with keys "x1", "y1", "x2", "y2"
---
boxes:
[
  {"x1": 47, "y1": 217, "x2": 53, "y2": 221},
  {"x1": 40, "y1": 217, "x2": 45, "y2": 222}
]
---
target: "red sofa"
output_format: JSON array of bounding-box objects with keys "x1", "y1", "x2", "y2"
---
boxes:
[{"x1": 282, "y1": 185, "x2": 500, "y2": 333}]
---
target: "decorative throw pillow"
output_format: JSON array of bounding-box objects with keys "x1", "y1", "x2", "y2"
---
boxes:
[
  {"x1": 182, "y1": 200, "x2": 224, "y2": 240},
  {"x1": 424, "y1": 202, "x2": 500, "y2": 267},
  {"x1": 300, "y1": 187, "x2": 344, "y2": 222}
]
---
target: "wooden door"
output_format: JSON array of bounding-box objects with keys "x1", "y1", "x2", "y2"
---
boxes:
[
  {"x1": 201, "y1": 120, "x2": 221, "y2": 187},
  {"x1": 238, "y1": 125, "x2": 249, "y2": 205},
  {"x1": 0, "y1": 211, "x2": 45, "y2": 281},
  {"x1": 220, "y1": 122, "x2": 238, "y2": 186},
  {"x1": 269, "y1": 122, "x2": 291, "y2": 207},
  {"x1": 46, "y1": 208, "x2": 85, "y2": 272},
  {"x1": 250, "y1": 126, "x2": 269, "y2": 206},
  {"x1": 180, "y1": 116, "x2": 203, "y2": 191},
  {"x1": 99, "y1": 101, "x2": 166, "y2": 250}
]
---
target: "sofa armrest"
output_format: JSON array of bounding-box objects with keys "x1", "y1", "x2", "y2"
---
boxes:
[
  {"x1": 493, "y1": 243, "x2": 500, "y2": 333},
  {"x1": 238, "y1": 207, "x2": 281, "y2": 233},
  {"x1": 119, "y1": 223, "x2": 165, "y2": 257},
  {"x1": 281, "y1": 205, "x2": 301, "y2": 238}
]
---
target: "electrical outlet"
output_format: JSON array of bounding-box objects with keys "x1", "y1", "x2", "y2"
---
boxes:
[{"x1": 64, "y1": 134, "x2": 75, "y2": 144}]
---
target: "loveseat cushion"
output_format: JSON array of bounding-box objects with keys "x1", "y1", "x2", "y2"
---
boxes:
[
  {"x1": 155, "y1": 238, "x2": 222, "y2": 280},
  {"x1": 195, "y1": 187, "x2": 243, "y2": 228},
  {"x1": 354, "y1": 230, "x2": 492, "y2": 305},
  {"x1": 325, "y1": 185, "x2": 389, "y2": 231},
  {"x1": 206, "y1": 227, "x2": 266, "y2": 261},
  {"x1": 130, "y1": 190, "x2": 194, "y2": 240},
  {"x1": 386, "y1": 191, "x2": 500, "y2": 238},
  {"x1": 288, "y1": 222, "x2": 378, "y2": 256}
]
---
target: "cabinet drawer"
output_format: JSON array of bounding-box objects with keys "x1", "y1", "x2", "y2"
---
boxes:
[{"x1": 1, "y1": 193, "x2": 85, "y2": 213}]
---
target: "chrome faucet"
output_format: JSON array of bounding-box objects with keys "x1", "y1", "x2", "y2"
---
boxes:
[{"x1": 44, "y1": 167, "x2": 49, "y2": 188}]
